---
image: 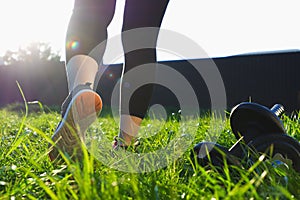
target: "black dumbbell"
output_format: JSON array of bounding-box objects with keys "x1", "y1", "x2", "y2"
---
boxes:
[
  {"x1": 192, "y1": 102, "x2": 300, "y2": 172},
  {"x1": 230, "y1": 102, "x2": 300, "y2": 172},
  {"x1": 230, "y1": 102, "x2": 286, "y2": 143},
  {"x1": 191, "y1": 102, "x2": 283, "y2": 168}
]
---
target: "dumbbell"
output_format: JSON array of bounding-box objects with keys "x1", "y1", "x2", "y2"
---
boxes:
[
  {"x1": 191, "y1": 101, "x2": 282, "y2": 168},
  {"x1": 230, "y1": 102, "x2": 300, "y2": 172},
  {"x1": 192, "y1": 102, "x2": 300, "y2": 172}
]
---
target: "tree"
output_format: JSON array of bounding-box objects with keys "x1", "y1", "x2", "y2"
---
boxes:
[{"x1": 3, "y1": 42, "x2": 61, "y2": 65}]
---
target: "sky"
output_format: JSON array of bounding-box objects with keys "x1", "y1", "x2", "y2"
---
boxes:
[{"x1": 0, "y1": 0, "x2": 299, "y2": 64}]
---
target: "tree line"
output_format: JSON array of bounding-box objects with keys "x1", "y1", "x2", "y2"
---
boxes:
[{"x1": 0, "y1": 42, "x2": 68, "y2": 107}]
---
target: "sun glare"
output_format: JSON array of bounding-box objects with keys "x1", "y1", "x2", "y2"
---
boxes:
[
  {"x1": 0, "y1": 0, "x2": 74, "y2": 56},
  {"x1": 0, "y1": 0, "x2": 299, "y2": 62}
]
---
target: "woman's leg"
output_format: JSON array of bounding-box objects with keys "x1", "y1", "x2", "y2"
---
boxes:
[
  {"x1": 66, "y1": 0, "x2": 117, "y2": 91},
  {"x1": 49, "y1": 0, "x2": 117, "y2": 160},
  {"x1": 118, "y1": 0, "x2": 170, "y2": 146}
]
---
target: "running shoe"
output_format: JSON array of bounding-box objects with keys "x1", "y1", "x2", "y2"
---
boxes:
[{"x1": 48, "y1": 83, "x2": 102, "y2": 161}]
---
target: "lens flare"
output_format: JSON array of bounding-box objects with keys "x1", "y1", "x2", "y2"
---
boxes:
[{"x1": 67, "y1": 40, "x2": 80, "y2": 51}]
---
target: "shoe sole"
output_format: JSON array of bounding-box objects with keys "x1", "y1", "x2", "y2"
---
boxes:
[{"x1": 49, "y1": 89, "x2": 102, "y2": 161}]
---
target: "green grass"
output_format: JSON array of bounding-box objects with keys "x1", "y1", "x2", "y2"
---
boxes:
[{"x1": 0, "y1": 104, "x2": 299, "y2": 200}]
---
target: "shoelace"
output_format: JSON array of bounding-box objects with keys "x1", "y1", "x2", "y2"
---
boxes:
[{"x1": 61, "y1": 82, "x2": 93, "y2": 117}]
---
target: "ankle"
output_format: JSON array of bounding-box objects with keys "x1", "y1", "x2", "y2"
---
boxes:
[
  {"x1": 113, "y1": 135, "x2": 140, "y2": 150},
  {"x1": 118, "y1": 132, "x2": 134, "y2": 146},
  {"x1": 119, "y1": 115, "x2": 142, "y2": 145}
]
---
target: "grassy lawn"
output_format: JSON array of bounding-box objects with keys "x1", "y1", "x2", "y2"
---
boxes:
[{"x1": 0, "y1": 104, "x2": 299, "y2": 199}]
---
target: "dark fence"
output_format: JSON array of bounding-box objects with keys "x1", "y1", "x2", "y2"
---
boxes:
[
  {"x1": 1, "y1": 50, "x2": 299, "y2": 112},
  {"x1": 215, "y1": 51, "x2": 300, "y2": 112},
  {"x1": 0, "y1": 61, "x2": 68, "y2": 108},
  {"x1": 96, "y1": 50, "x2": 300, "y2": 113}
]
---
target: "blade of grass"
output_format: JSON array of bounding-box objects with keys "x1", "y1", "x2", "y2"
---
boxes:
[{"x1": 5, "y1": 81, "x2": 28, "y2": 157}]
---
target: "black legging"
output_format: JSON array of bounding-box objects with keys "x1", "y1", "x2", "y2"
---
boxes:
[{"x1": 66, "y1": 0, "x2": 170, "y2": 119}]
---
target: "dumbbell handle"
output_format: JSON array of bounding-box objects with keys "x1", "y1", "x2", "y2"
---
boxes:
[{"x1": 270, "y1": 104, "x2": 284, "y2": 117}]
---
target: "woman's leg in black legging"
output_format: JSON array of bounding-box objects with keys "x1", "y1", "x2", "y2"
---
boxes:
[
  {"x1": 119, "y1": 0, "x2": 170, "y2": 145},
  {"x1": 65, "y1": 0, "x2": 116, "y2": 92},
  {"x1": 49, "y1": 0, "x2": 118, "y2": 160}
]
